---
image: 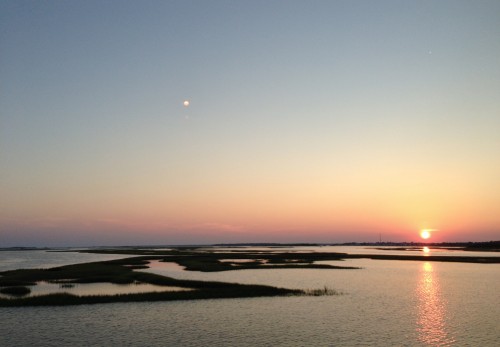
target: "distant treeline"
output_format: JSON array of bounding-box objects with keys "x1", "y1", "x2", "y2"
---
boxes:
[
  {"x1": 213, "y1": 241, "x2": 500, "y2": 249},
  {"x1": 2, "y1": 240, "x2": 499, "y2": 251}
]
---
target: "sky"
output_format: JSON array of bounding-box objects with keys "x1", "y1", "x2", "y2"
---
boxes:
[{"x1": 1, "y1": 1, "x2": 499, "y2": 246}]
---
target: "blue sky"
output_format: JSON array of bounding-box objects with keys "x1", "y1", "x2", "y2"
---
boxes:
[{"x1": 1, "y1": 1, "x2": 499, "y2": 246}]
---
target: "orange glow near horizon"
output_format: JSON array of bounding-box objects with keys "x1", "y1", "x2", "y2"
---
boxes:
[{"x1": 1, "y1": 167, "x2": 498, "y2": 244}]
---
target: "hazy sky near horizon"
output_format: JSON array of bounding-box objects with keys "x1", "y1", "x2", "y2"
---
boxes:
[{"x1": 1, "y1": 1, "x2": 499, "y2": 246}]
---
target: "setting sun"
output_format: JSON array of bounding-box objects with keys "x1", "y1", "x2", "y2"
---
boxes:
[{"x1": 420, "y1": 230, "x2": 431, "y2": 239}]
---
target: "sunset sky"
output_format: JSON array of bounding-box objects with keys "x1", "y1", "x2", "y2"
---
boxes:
[{"x1": 1, "y1": 1, "x2": 499, "y2": 246}]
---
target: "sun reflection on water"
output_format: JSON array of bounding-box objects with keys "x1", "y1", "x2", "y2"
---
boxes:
[{"x1": 416, "y1": 262, "x2": 455, "y2": 346}]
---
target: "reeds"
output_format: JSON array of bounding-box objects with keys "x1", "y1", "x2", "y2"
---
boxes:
[
  {"x1": 0, "y1": 248, "x2": 357, "y2": 306},
  {"x1": 0, "y1": 286, "x2": 31, "y2": 297},
  {"x1": 304, "y1": 286, "x2": 342, "y2": 296}
]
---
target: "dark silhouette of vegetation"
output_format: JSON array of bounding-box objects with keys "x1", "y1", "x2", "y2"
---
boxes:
[
  {"x1": 0, "y1": 285, "x2": 303, "y2": 307},
  {"x1": 0, "y1": 286, "x2": 31, "y2": 297},
  {"x1": 80, "y1": 247, "x2": 500, "y2": 266},
  {"x1": 4, "y1": 244, "x2": 496, "y2": 307},
  {"x1": 0, "y1": 256, "x2": 321, "y2": 307},
  {"x1": 341, "y1": 253, "x2": 499, "y2": 263},
  {"x1": 304, "y1": 286, "x2": 341, "y2": 296},
  {"x1": 463, "y1": 241, "x2": 500, "y2": 252},
  {"x1": 73, "y1": 249, "x2": 361, "y2": 271}
]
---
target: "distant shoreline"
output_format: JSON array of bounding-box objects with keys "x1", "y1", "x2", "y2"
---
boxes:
[{"x1": 1, "y1": 240, "x2": 499, "y2": 252}]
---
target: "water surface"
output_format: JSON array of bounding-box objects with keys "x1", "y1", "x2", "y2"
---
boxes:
[
  {"x1": 1, "y1": 247, "x2": 498, "y2": 346},
  {"x1": 0, "y1": 250, "x2": 130, "y2": 272}
]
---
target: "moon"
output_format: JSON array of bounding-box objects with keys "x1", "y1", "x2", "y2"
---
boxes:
[{"x1": 183, "y1": 100, "x2": 190, "y2": 107}]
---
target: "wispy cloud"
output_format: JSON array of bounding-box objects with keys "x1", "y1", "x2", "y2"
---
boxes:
[{"x1": 182, "y1": 222, "x2": 245, "y2": 233}]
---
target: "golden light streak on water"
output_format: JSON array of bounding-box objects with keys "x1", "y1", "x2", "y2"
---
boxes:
[{"x1": 416, "y1": 262, "x2": 455, "y2": 346}]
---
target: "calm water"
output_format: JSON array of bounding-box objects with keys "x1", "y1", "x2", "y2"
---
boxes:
[
  {"x1": 0, "y1": 249, "x2": 130, "y2": 272},
  {"x1": 1, "y1": 247, "x2": 499, "y2": 346}
]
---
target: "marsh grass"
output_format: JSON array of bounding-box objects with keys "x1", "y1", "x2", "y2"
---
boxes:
[
  {"x1": 82, "y1": 247, "x2": 500, "y2": 264},
  {"x1": 4, "y1": 246, "x2": 492, "y2": 307},
  {"x1": 0, "y1": 285, "x2": 304, "y2": 307},
  {"x1": 4, "y1": 246, "x2": 491, "y2": 307},
  {"x1": 304, "y1": 286, "x2": 342, "y2": 296},
  {"x1": 155, "y1": 252, "x2": 360, "y2": 272},
  {"x1": 0, "y1": 286, "x2": 31, "y2": 297},
  {"x1": 341, "y1": 254, "x2": 500, "y2": 263},
  {"x1": 59, "y1": 283, "x2": 75, "y2": 288},
  {"x1": 0, "y1": 256, "x2": 308, "y2": 306}
]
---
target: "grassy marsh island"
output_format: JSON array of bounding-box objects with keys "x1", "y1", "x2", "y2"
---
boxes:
[
  {"x1": 2, "y1": 245, "x2": 498, "y2": 307},
  {"x1": 0, "y1": 257, "x2": 307, "y2": 307},
  {"x1": 80, "y1": 246, "x2": 500, "y2": 265},
  {"x1": 0, "y1": 286, "x2": 31, "y2": 296},
  {"x1": 0, "y1": 248, "x2": 353, "y2": 307}
]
